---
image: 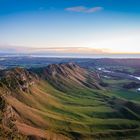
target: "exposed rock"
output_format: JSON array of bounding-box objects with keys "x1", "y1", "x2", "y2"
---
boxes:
[{"x1": 0, "y1": 67, "x2": 38, "y2": 92}]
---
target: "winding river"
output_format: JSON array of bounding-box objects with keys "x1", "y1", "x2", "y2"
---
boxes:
[
  {"x1": 97, "y1": 67, "x2": 140, "y2": 81},
  {"x1": 97, "y1": 67, "x2": 140, "y2": 91}
]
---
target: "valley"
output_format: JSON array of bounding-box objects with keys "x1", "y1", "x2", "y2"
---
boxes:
[{"x1": 0, "y1": 59, "x2": 140, "y2": 139}]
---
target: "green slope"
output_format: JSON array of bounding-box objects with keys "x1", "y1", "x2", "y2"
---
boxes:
[{"x1": 0, "y1": 64, "x2": 140, "y2": 140}]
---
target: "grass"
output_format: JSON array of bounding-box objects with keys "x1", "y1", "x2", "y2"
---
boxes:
[
  {"x1": 110, "y1": 89, "x2": 140, "y2": 102},
  {"x1": 1, "y1": 79, "x2": 140, "y2": 139},
  {"x1": 20, "y1": 81, "x2": 139, "y2": 139},
  {"x1": 102, "y1": 76, "x2": 140, "y2": 103}
]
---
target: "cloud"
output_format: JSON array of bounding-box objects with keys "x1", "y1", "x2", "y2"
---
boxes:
[
  {"x1": 65, "y1": 6, "x2": 86, "y2": 13},
  {"x1": 65, "y1": 6, "x2": 103, "y2": 13},
  {"x1": 0, "y1": 45, "x2": 110, "y2": 55},
  {"x1": 86, "y1": 7, "x2": 103, "y2": 13},
  {"x1": 24, "y1": 47, "x2": 110, "y2": 54}
]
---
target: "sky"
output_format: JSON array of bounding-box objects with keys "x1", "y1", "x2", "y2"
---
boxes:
[{"x1": 0, "y1": 0, "x2": 140, "y2": 57}]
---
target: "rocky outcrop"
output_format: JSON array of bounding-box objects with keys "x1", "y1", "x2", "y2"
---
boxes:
[{"x1": 0, "y1": 68, "x2": 38, "y2": 92}]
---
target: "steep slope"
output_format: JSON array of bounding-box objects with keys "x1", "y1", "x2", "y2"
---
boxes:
[
  {"x1": 0, "y1": 68, "x2": 70, "y2": 140},
  {"x1": 0, "y1": 64, "x2": 140, "y2": 140},
  {"x1": 32, "y1": 62, "x2": 103, "y2": 91}
]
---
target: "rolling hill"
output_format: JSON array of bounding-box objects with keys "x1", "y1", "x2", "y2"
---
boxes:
[{"x1": 0, "y1": 63, "x2": 140, "y2": 140}]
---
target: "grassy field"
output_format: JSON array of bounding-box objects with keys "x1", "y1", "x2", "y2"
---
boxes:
[
  {"x1": 102, "y1": 77, "x2": 140, "y2": 102},
  {"x1": 6, "y1": 79, "x2": 139, "y2": 140}
]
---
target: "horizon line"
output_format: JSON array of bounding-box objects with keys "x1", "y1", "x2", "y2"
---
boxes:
[{"x1": 0, "y1": 53, "x2": 140, "y2": 59}]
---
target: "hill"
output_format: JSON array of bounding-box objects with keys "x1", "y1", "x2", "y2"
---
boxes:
[
  {"x1": 31, "y1": 62, "x2": 103, "y2": 91},
  {"x1": 0, "y1": 63, "x2": 140, "y2": 140}
]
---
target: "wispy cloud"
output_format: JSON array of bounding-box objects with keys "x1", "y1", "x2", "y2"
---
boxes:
[
  {"x1": 31, "y1": 47, "x2": 109, "y2": 54},
  {"x1": 0, "y1": 45, "x2": 110, "y2": 55},
  {"x1": 65, "y1": 6, "x2": 103, "y2": 13}
]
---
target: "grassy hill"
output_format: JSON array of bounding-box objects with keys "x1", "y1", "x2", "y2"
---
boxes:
[{"x1": 0, "y1": 63, "x2": 140, "y2": 140}]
